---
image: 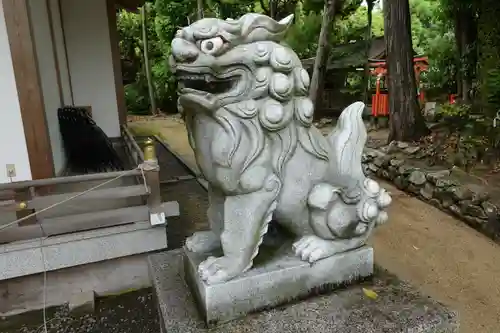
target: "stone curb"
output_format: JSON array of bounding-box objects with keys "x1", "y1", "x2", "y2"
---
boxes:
[{"x1": 362, "y1": 147, "x2": 500, "y2": 242}]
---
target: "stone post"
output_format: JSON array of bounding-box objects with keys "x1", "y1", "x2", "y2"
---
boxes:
[{"x1": 143, "y1": 138, "x2": 164, "y2": 225}]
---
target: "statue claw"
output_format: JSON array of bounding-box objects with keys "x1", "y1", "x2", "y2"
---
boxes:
[
  {"x1": 198, "y1": 256, "x2": 247, "y2": 285},
  {"x1": 185, "y1": 231, "x2": 221, "y2": 253},
  {"x1": 293, "y1": 235, "x2": 338, "y2": 263}
]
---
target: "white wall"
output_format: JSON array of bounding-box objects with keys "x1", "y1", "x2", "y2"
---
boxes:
[
  {"x1": 0, "y1": 0, "x2": 121, "y2": 184},
  {"x1": 0, "y1": 1, "x2": 32, "y2": 183},
  {"x1": 62, "y1": 0, "x2": 121, "y2": 138},
  {"x1": 49, "y1": 0, "x2": 72, "y2": 106},
  {"x1": 28, "y1": 0, "x2": 66, "y2": 175}
]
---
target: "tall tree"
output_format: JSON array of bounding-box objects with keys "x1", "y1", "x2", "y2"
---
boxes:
[
  {"x1": 442, "y1": 0, "x2": 477, "y2": 103},
  {"x1": 477, "y1": 0, "x2": 500, "y2": 116},
  {"x1": 309, "y1": 0, "x2": 339, "y2": 109},
  {"x1": 141, "y1": 4, "x2": 157, "y2": 115},
  {"x1": 197, "y1": 0, "x2": 204, "y2": 19},
  {"x1": 384, "y1": 0, "x2": 429, "y2": 142},
  {"x1": 259, "y1": 0, "x2": 299, "y2": 20},
  {"x1": 362, "y1": 0, "x2": 375, "y2": 104}
]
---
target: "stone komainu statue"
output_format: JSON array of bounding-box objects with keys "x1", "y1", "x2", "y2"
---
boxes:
[{"x1": 169, "y1": 13, "x2": 391, "y2": 285}]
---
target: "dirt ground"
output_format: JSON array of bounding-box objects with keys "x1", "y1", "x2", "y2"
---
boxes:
[{"x1": 129, "y1": 116, "x2": 500, "y2": 333}]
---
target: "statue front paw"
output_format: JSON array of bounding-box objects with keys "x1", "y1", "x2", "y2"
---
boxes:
[
  {"x1": 198, "y1": 256, "x2": 248, "y2": 285},
  {"x1": 185, "y1": 231, "x2": 221, "y2": 253},
  {"x1": 292, "y1": 235, "x2": 338, "y2": 263},
  {"x1": 357, "y1": 179, "x2": 391, "y2": 226}
]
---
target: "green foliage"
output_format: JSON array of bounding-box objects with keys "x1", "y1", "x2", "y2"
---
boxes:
[
  {"x1": 422, "y1": 31, "x2": 456, "y2": 96},
  {"x1": 116, "y1": 0, "x2": 473, "y2": 118},
  {"x1": 284, "y1": 10, "x2": 322, "y2": 58},
  {"x1": 478, "y1": 0, "x2": 500, "y2": 116},
  {"x1": 206, "y1": 0, "x2": 256, "y2": 18},
  {"x1": 408, "y1": 0, "x2": 457, "y2": 95},
  {"x1": 436, "y1": 102, "x2": 471, "y2": 120},
  {"x1": 119, "y1": 0, "x2": 375, "y2": 114},
  {"x1": 124, "y1": 83, "x2": 149, "y2": 114},
  {"x1": 434, "y1": 102, "x2": 500, "y2": 164},
  {"x1": 484, "y1": 68, "x2": 500, "y2": 108},
  {"x1": 285, "y1": 2, "x2": 382, "y2": 59}
]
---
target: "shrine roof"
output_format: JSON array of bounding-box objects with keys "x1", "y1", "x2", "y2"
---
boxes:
[{"x1": 301, "y1": 36, "x2": 420, "y2": 70}]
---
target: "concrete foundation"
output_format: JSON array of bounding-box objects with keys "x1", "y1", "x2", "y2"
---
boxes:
[{"x1": 0, "y1": 252, "x2": 154, "y2": 317}]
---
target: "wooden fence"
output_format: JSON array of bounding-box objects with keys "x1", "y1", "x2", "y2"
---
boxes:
[{"x1": 0, "y1": 126, "x2": 167, "y2": 246}]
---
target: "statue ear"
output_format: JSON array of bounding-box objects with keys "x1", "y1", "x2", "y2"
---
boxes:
[
  {"x1": 239, "y1": 13, "x2": 294, "y2": 43},
  {"x1": 279, "y1": 14, "x2": 294, "y2": 26}
]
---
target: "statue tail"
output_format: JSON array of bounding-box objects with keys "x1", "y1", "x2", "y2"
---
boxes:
[{"x1": 327, "y1": 101, "x2": 367, "y2": 186}]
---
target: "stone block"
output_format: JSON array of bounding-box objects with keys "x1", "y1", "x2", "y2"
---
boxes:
[
  {"x1": 69, "y1": 291, "x2": 95, "y2": 316},
  {"x1": 149, "y1": 250, "x2": 459, "y2": 333},
  {"x1": 184, "y1": 245, "x2": 373, "y2": 326}
]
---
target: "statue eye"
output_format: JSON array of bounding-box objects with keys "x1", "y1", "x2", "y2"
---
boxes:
[{"x1": 200, "y1": 37, "x2": 224, "y2": 55}]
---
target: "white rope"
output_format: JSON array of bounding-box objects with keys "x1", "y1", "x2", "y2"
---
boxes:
[
  {"x1": 138, "y1": 160, "x2": 158, "y2": 193},
  {"x1": 0, "y1": 166, "x2": 147, "y2": 233}
]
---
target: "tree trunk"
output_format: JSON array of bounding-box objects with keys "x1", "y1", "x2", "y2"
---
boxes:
[
  {"x1": 478, "y1": 0, "x2": 500, "y2": 116},
  {"x1": 454, "y1": 5, "x2": 477, "y2": 104},
  {"x1": 363, "y1": 0, "x2": 374, "y2": 104},
  {"x1": 384, "y1": 0, "x2": 429, "y2": 142},
  {"x1": 309, "y1": 0, "x2": 338, "y2": 111},
  {"x1": 141, "y1": 5, "x2": 157, "y2": 116},
  {"x1": 197, "y1": 0, "x2": 204, "y2": 20},
  {"x1": 270, "y1": 0, "x2": 276, "y2": 19}
]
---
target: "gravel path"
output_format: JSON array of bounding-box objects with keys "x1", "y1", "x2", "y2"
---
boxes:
[{"x1": 2, "y1": 289, "x2": 159, "y2": 333}]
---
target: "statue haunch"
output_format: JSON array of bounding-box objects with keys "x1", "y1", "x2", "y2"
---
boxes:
[{"x1": 170, "y1": 13, "x2": 391, "y2": 285}]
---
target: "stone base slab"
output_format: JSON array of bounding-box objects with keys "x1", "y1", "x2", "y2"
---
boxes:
[
  {"x1": 184, "y1": 245, "x2": 373, "y2": 325},
  {"x1": 149, "y1": 249, "x2": 459, "y2": 333}
]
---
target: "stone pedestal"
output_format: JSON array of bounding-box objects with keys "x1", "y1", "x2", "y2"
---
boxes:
[
  {"x1": 149, "y1": 249, "x2": 459, "y2": 333},
  {"x1": 184, "y1": 245, "x2": 373, "y2": 325}
]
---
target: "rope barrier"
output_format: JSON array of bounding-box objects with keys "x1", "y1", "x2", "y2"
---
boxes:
[{"x1": 0, "y1": 164, "x2": 152, "y2": 233}]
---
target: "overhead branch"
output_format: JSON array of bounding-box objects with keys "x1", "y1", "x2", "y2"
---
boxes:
[{"x1": 259, "y1": 0, "x2": 270, "y2": 16}]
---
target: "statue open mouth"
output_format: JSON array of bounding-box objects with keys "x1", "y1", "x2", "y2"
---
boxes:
[
  {"x1": 176, "y1": 66, "x2": 251, "y2": 110},
  {"x1": 178, "y1": 72, "x2": 236, "y2": 95}
]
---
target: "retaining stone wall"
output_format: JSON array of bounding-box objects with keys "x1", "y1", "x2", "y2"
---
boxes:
[{"x1": 362, "y1": 147, "x2": 500, "y2": 241}]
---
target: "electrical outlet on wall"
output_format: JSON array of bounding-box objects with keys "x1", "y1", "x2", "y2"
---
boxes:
[{"x1": 6, "y1": 164, "x2": 16, "y2": 178}]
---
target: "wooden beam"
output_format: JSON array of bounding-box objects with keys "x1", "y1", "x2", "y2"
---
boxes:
[
  {"x1": 0, "y1": 169, "x2": 141, "y2": 191},
  {"x1": 122, "y1": 125, "x2": 145, "y2": 163},
  {"x1": 107, "y1": 0, "x2": 127, "y2": 126},
  {"x1": 0, "y1": 205, "x2": 149, "y2": 243},
  {"x1": 0, "y1": 201, "x2": 180, "y2": 245},
  {"x1": 2, "y1": 0, "x2": 55, "y2": 180},
  {"x1": 0, "y1": 221, "x2": 167, "y2": 281},
  {"x1": 28, "y1": 184, "x2": 149, "y2": 210}
]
